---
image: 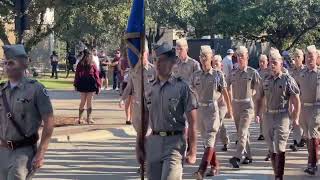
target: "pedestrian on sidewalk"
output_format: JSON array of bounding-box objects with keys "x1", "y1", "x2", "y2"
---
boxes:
[
  {"x1": 191, "y1": 47, "x2": 233, "y2": 179},
  {"x1": 138, "y1": 42, "x2": 198, "y2": 180},
  {"x1": 74, "y1": 49, "x2": 101, "y2": 124},
  {"x1": 99, "y1": 50, "x2": 110, "y2": 90},
  {"x1": 111, "y1": 49, "x2": 121, "y2": 90},
  {"x1": 255, "y1": 48, "x2": 301, "y2": 180},
  {"x1": 66, "y1": 52, "x2": 76, "y2": 78},
  {"x1": 50, "y1": 51, "x2": 59, "y2": 79},
  {"x1": 1, "y1": 44, "x2": 55, "y2": 180}
]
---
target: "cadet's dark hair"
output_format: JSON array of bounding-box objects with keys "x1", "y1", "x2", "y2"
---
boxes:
[{"x1": 79, "y1": 49, "x2": 93, "y2": 71}]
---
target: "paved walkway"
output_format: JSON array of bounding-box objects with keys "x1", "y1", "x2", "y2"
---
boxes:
[{"x1": 33, "y1": 90, "x2": 319, "y2": 180}]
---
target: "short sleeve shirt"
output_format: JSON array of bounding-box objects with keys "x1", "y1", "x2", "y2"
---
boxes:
[
  {"x1": 295, "y1": 67, "x2": 320, "y2": 103},
  {"x1": 172, "y1": 57, "x2": 201, "y2": 85},
  {"x1": 190, "y1": 68, "x2": 226, "y2": 104},
  {"x1": 256, "y1": 73, "x2": 300, "y2": 110},
  {"x1": 147, "y1": 76, "x2": 198, "y2": 132},
  {"x1": 0, "y1": 78, "x2": 53, "y2": 141},
  {"x1": 227, "y1": 66, "x2": 261, "y2": 99}
]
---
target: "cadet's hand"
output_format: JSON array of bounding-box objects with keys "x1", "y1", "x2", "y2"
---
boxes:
[
  {"x1": 32, "y1": 151, "x2": 45, "y2": 169},
  {"x1": 293, "y1": 119, "x2": 299, "y2": 127},
  {"x1": 119, "y1": 100, "x2": 125, "y2": 108},
  {"x1": 255, "y1": 116, "x2": 260, "y2": 124},
  {"x1": 186, "y1": 152, "x2": 196, "y2": 164}
]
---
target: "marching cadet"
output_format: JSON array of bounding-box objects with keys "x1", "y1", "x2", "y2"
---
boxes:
[
  {"x1": 295, "y1": 45, "x2": 320, "y2": 175},
  {"x1": 0, "y1": 45, "x2": 54, "y2": 180},
  {"x1": 255, "y1": 49, "x2": 300, "y2": 180},
  {"x1": 173, "y1": 38, "x2": 201, "y2": 84},
  {"x1": 119, "y1": 45, "x2": 156, "y2": 171},
  {"x1": 191, "y1": 47, "x2": 232, "y2": 179},
  {"x1": 138, "y1": 42, "x2": 198, "y2": 180},
  {"x1": 288, "y1": 49, "x2": 307, "y2": 151},
  {"x1": 256, "y1": 54, "x2": 269, "y2": 141},
  {"x1": 227, "y1": 46, "x2": 261, "y2": 168},
  {"x1": 212, "y1": 55, "x2": 231, "y2": 152}
]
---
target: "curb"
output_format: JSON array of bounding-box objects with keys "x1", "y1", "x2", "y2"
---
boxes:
[{"x1": 51, "y1": 125, "x2": 137, "y2": 142}]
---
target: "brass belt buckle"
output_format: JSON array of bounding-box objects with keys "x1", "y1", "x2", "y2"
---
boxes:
[
  {"x1": 7, "y1": 141, "x2": 14, "y2": 150},
  {"x1": 7, "y1": 112, "x2": 12, "y2": 119},
  {"x1": 159, "y1": 132, "x2": 167, "y2": 137}
]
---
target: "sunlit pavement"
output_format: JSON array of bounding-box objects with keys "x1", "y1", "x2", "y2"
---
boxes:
[{"x1": 34, "y1": 118, "x2": 319, "y2": 180}]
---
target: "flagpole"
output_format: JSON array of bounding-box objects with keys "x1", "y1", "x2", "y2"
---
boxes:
[{"x1": 140, "y1": 0, "x2": 146, "y2": 179}]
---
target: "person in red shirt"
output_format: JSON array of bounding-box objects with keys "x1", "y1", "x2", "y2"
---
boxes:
[{"x1": 74, "y1": 49, "x2": 101, "y2": 124}]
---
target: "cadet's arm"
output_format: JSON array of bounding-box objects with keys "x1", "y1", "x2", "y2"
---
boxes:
[
  {"x1": 222, "y1": 88, "x2": 233, "y2": 115},
  {"x1": 186, "y1": 109, "x2": 197, "y2": 156},
  {"x1": 227, "y1": 86, "x2": 233, "y2": 102},
  {"x1": 290, "y1": 94, "x2": 301, "y2": 125},
  {"x1": 38, "y1": 113, "x2": 54, "y2": 154}
]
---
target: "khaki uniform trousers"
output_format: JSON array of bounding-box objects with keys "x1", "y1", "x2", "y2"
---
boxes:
[
  {"x1": 263, "y1": 112, "x2": 291, "y2": 153},
  {"x1": 197, "y1": 104, "x2": 220, "y2": 148},
  {"x1": 146, "y1": 134, "x2": 186, "y2": 180},
  {"x1": 299, "y1": 106, "x2": 320, "y2": 139},
  {"x1": 0, "y1": 146, "x2": 34, "y2": 180},
  {"x1": 233, "y1": 101, "x2": 254, "y2": 159},
  {"x1": 218, "y1": 106, "x2": 229, "y2": 145}
]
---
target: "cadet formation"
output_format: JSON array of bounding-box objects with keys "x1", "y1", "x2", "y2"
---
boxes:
[
  {"x1": 0, "y1": 39, "x2": 319, "y2": 180},
  {"x1": 120, "y1": 39, "x2": 320, "y2": 180}
]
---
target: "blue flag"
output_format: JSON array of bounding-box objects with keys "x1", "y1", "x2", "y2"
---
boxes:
[{"x1": 125, "y1": 0, "x2": 145, "y2": 68}]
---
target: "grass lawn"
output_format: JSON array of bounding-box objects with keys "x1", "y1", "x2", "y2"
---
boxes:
[{"x1": 36, "y1": 72, "x2": 74, "y2": 90}]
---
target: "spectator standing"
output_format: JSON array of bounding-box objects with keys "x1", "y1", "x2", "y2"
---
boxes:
[
  {"x1": 66, "y1": 52, "x2": 76, "y2": 78},
  {"x1": 74, "y1": 49, "x2": 101, "y2": 124},
  {"x1": 99, "y1": 50, "x2": 110, "y2": 90},
  {"x1": 92, "y1": 48, "x2": 100, "y2": 73},
  {"x1": 222, "y1": 49, "x2": 234, "y2": 78},
  {"x1": 50, "y1": 51, "x2": 59, "y2": 79},
  {"x1": 111, "y1": 49, "x2": 121, "y2": 90}
]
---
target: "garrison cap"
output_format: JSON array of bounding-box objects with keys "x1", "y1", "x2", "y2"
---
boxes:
[
  {"x1": 2, "y1": 44, "x2": 28, "y2": 60},
  {"x1": 154, "y1": 42, "x2": 173, "y2": 57},
  {"x1": 236, "y1": 46, "x2": 248, "y2": 54},
  {"x1": 307, "y1": 45, "x2": 317, "y2": 53},
  {"x1": 200, "y1": 45, "x2": 212, "y2": 55},
  {"x1": 294, "y1": 48, "x2": 304, "y2": 57}
]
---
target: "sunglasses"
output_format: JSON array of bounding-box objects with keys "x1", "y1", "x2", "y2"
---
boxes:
[{"x1": 4, "y1": 61, "x2": 17, "y2": 66}]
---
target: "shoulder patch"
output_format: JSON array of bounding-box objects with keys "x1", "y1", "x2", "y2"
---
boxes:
[{"x1": 42, "y1": 88, "x2": 49, "y2": 97}]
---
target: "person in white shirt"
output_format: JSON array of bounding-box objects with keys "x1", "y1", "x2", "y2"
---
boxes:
[
  {"x1": 222, "y1": 49, "x2": 234, "y2": 77},
  {"x1": 92, "y1": 48, "x2": 100, "y2": 72}
]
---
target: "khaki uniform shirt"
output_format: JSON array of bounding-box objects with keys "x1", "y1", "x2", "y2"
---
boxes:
[
  {"x1": 295, "y1": 67, "x2": 320, "y2": 103},
  {"x1": 172, "y1": 56, "x2": 201, "y2": 85},
  {"x1": 258, "y1": 68, "x2": 270, "y2": 80},
  {"x1": 0, "y1": 78, "x2": 53, "y2": 141},
  {"x1": 227, "y1": 66, "x2": 261, "y2": 99},
  {"x1": 190, "y1": 68, "x2": 226, "y2": 105},
  {"x1": 147, "y1": 76, "x2": 198, "y2": 132},
  {"x1": 289, "y1": 65, "x2": 305, "y2": 80},
  {"x1": 122, "y1": 63, "x2": 156, "y2": 102},
  {"x1": 256, "y1": 73, "x2": 300, "y2": 110}
]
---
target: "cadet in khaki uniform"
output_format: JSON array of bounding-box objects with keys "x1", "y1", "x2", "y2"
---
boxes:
[
  {"x1": 228, "y1": 46, "x2": 261, "y2": 168},
  {"x1": 0, "y1": 45, "x2": 54, "y2": 180},
  {"x1": 255, "y1": 49, "x2": 300, "y2": 180},
  {"x1": 119, "y1": 46, "x2": 156, "y2": 170},
  {"x1": 138, "y1": 43, "x2": 198, "y2": 180},
  {"x1": 288, "y1": 49, "x2": 306, "y2": 151},
  {"x1": 212, "y1": 55, "x2": 231, "y2": 151},
  {"x1": 295, "y1": 45, "x2": 320, "y2": 175},
  {"x1": 256, "y1": 54, "x2": 269, "y2": 141},
  {"x1": 173, "y1": 38, "x2": 201, "y2": 84},
  {"x1": 191, "y1": 47, "x2": 232, "y2": 179}
]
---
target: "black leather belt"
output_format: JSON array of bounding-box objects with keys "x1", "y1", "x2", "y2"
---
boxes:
[
  {"x1": 0, "y1": 133, "x2": 39, "y2": 150},
  {"x1": 152, "y1": 131, "x2": 183, "y2": 137}
]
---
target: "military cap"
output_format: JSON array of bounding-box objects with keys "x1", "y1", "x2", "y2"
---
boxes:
[
  {"x1": 236, "y1": 46, "x2": 248, "y2": 54},
  {"x1": 306, "y1": 45, "x2": 317, "y2": 53},
  {"x1": 176, "y1": 38, "x2": 188, "y2": 47},
  {"x1": 154, "y1": 42, "x2": 173, "y2": 57},
  {"x1": 227, "y1": 49, "x2": 234, "y2": 54},
  {"x1": 269, "y1": 47, "x2": 282, "y2": 61},
  {"x1": 294, "y1": 48, "x2": 304, "y2": 57},
  {"x1": 2, "y1": 44, "x2": 28, "y2": 60},
  {"x1": 259, "y1": 54, "x2": 268, "y2": 61},
  {"x1": 200, "y1": 45, "x2": 212, "y2": 55},
  {"x1": 213, "y1": 55, "x2": 222, "y2": 62}
]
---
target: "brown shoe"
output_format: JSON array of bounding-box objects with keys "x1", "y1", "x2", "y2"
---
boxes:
[{"x1": 194, "y1": 147, "x2": 214, "y2": 180}]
